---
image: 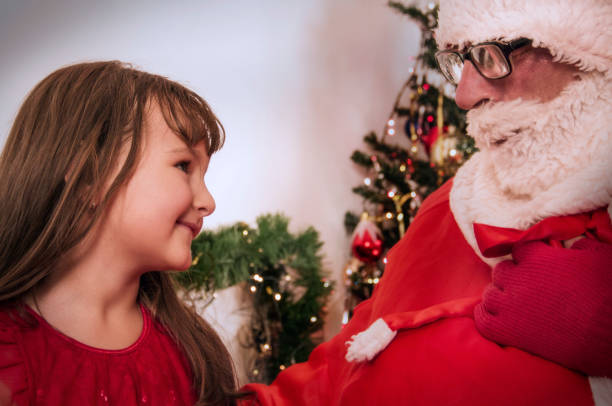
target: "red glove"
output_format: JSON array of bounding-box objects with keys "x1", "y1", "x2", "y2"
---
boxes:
[{"x1": 474, "y1": 238, "x2": 612, "y2": 377}]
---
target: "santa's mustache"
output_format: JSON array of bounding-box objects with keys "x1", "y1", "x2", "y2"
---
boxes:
[{"x1": 466, "y1": 98, "x2": 547, "y2": 150}]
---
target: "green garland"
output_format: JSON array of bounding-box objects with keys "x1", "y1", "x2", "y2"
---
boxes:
[{"x1": 175, "y1": 213, "x2": 333, "y2": 384}]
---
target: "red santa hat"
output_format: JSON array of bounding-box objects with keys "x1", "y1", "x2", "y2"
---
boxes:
[{"x1": 434, "y1": 0, "x2": 612, "y2": 77}]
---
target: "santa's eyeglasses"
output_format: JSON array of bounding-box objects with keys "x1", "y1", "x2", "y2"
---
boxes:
[{"x1": 435, "y1": 38, "x2": 532, "y2": 85}]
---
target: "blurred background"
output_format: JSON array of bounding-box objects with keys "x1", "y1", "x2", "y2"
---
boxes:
[{"x1": 0, "y1": 0, "x2": 432, "y2": 383}]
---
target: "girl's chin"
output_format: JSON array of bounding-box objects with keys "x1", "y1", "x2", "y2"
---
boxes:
[
  {"x1": 159, "y1": 251, "x2": 193, "y2": 272},
  {"x1": 173, "y1": 256, "x2": 193, "y2": 271}
]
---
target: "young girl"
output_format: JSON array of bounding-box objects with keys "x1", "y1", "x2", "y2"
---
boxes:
[{"x1": 0, "y1": 61, "x2": 246, "y2": 405}]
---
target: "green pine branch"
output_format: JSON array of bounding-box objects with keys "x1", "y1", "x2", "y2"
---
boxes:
[{"x1": 175, "y1": 213, "x2": 332, "y2": 384}]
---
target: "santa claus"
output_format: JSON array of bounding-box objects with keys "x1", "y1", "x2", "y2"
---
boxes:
[{"x1": 243, "y1": 0, "x2": 612, "y2": 404}]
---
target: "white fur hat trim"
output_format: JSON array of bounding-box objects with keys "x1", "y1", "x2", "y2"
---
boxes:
[{"x1": 435, "y1": 0, "x2": 612, "y2": 76}]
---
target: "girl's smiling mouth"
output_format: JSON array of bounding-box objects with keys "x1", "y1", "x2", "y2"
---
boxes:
[{"x1": 177, "y1": 220, "x2": 201, "y2": 238}]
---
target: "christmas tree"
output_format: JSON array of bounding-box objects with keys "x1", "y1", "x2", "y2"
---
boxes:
[
  {"x1": 175, "y1": 213, "x2": 332, "y2": 384},
  {"x1": 343, "y1": 1, "x2": 475, "y2": 320}
]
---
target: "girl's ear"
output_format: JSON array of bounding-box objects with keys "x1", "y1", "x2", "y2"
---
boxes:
[{"x1": 64, "y1": 161, "x2": 99, "y2": 210}]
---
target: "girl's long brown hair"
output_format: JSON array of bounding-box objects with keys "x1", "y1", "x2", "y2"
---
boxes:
[{"x1": 0, "y1": 61, "x2": 244, "y2": 405}]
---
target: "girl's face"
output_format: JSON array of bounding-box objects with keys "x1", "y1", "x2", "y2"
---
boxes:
[{"x1": 99, "y1": 102, "x2": 215, "y2": 272}]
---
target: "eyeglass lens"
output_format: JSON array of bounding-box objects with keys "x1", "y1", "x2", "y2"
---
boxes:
[
  {"x1": 470, "y1": 45, "x2": 511, "y2": 79},
  {"x1": 437, "y1": 44, "x2": 512, "y2": 84},
  {"x1": 439, "y1": 53, "x2": 463, "y2": 84}
]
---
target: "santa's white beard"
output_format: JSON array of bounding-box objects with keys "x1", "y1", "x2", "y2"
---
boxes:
[
  {"x1": 465, "y1": 71, "x2": 612, "y2": 199},
  {"x1": 449, "y1": 70, "x2": 612, "y2": 268}
]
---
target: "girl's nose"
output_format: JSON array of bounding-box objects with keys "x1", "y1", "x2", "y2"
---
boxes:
[{"x1": 194, "y1": 182, "x2": 216, "y2": 217}]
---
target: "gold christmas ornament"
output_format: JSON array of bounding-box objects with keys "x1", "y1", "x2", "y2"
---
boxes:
[{"x1": 429, "y1": 129, "x2": 461, "y2": 167}]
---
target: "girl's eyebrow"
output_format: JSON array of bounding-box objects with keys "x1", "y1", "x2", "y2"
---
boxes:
[
  {"x1": 166, "y1": 146, "x2": 193, "y2": 155},
  {"x1": 166, "y1": 146, "x2": 206, "y2": 163}
]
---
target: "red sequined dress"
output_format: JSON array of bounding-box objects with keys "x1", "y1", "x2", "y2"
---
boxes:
[{"x1": 0, "y1": 304, "x2": 196, "y2": 405}]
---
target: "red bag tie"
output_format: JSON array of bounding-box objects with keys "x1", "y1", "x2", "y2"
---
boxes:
[{"x1": 473, "y1": 207, "x2": 611, "y2": 258}]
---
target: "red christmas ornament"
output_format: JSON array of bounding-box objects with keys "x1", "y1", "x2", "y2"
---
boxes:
[
  {"x1": 421, "y1": 125, "x2": 449, "y2": 154},
  {"x1": 351, "y1": 216, "x2": 384, "y2": 263}
]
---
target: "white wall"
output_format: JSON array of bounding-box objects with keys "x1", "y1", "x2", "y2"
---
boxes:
[{"x1": 0, "y1": 0, "x2": 420, "y2": 365}]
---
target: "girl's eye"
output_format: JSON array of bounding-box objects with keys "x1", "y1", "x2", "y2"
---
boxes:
[{"x1": 175, "y1": 161, "x2": 190, "y2": 173}]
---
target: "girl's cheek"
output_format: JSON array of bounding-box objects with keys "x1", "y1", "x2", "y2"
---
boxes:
[{"x1": 177, "y1": 181, "x2": 195, "y2": 209}]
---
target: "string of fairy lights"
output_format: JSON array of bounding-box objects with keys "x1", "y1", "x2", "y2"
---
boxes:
[
  {"x1": 359, "y1": 75, "x2": 447, "y2": 239},
  {"x1": 237, "y1": 225, "x2": 332, "y2": 380}
]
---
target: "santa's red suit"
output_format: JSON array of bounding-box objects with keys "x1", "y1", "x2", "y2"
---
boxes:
[{"x1": 243, "y1": 180, "x2": 611, "y2": 405}]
